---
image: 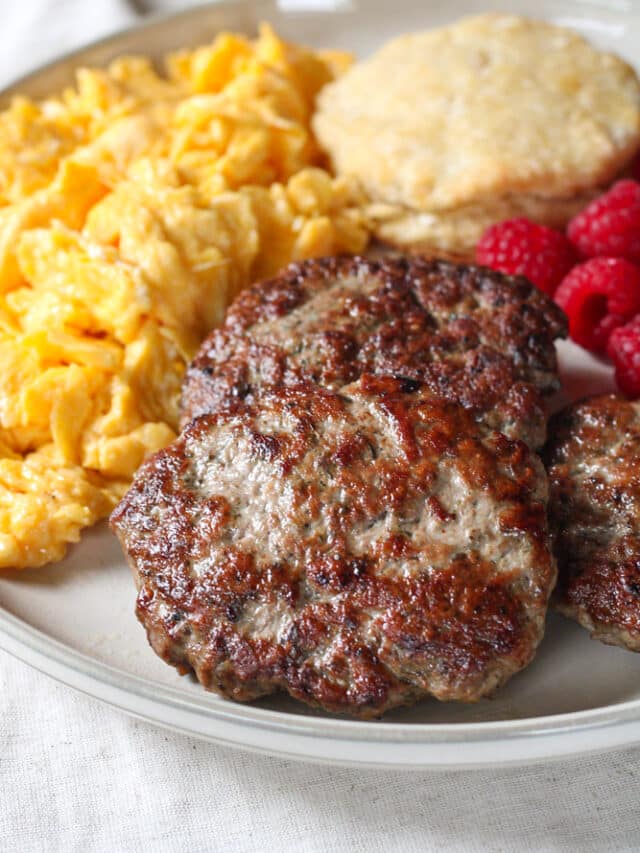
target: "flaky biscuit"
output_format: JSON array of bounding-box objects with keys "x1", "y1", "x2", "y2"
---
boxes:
[
  {"x1": 314, "y1": 14, "x2": 640, "y2": 218},
  {"x1": 366, "y1": 191, "x2": 596, "y2": 256}
]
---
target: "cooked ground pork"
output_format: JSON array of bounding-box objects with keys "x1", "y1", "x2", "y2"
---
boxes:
[
  {"x1": 544, "y1": 394, "x2": 640, "y2": 651},
  {"x1": 182, "y1": 256, "x2": 567, "y2": 448},
  {"x1": 112, "y1": 376, "x2": 556, "y2": 717}
]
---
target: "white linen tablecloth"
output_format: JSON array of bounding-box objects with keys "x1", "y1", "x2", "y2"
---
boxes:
[{"x1": 1, "y1": 3, "x2": 640, "y2": 851}]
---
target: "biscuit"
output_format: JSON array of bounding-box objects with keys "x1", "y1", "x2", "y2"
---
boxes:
[
  {"x1": 366, "y1": 192, "x2": 596, "y2": 256},
  {"x1": 313, "y1": 14, "x2": 640, "y2": 253}
]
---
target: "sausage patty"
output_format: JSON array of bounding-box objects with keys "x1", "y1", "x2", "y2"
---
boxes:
[
  {"x1": 112, "y1": 376, "x2": 556, "y2": 717},
  {"x1": 182, "y1": 256, "x2": 567, "y2": 448},
  {"x1": 543, "y1": 394, "x2": 640, "y2": 651}
]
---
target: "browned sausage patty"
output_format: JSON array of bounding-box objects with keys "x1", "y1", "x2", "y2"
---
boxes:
[
  {"x1": 543, "y1": 394, "x2": 640, "y2": 651},
  {"x1": 112, "y1": 375, "x2": 556, "y2": 717},
  {"x1": 182, "y1": 256, "x2": 567, "y2": 448}
]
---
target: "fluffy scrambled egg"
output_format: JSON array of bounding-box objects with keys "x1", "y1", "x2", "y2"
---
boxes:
[{"x1": 0, "y1": 26, "x2": 369, "y2": 569}]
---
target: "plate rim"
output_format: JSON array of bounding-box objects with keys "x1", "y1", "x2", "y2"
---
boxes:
[
  {"x1": 0, "y1": 0, "x2": 236, "y2": 97},
  {"x1": 5, "y1": 603, "x2": 640, "y2": 739},
  {"x1": 1, "y1": 0, "x2": 640, "y2": 768},
  {"x1": 2, "y1": 605, "x2": 640, "y2": 768}
]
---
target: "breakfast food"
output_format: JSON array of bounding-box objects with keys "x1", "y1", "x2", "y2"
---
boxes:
[
  {"x1": 608, "y1": 317, "x2": 640, "y2": 396},
  {"x1": 182, "y1": 255, "x2": 567, "y2": 448},
  {"x1": 112, "y1": 375, "x2": 556, "y2": 716},
  {"x1": 7, "y1": 5, "x2": 640, "y2": 724},
  {"x1": 313, "y1": 13, "x2": 640, "y2": 255},
  {"x1": 475, "y1": 218, "x2": 576, "y2": 295},
  {"x1": 0, "y1": 27, "x2": 368, "y2": 569},
  {"x1": 544, "y1": 395, "x2": 640, "y2": 651},
  {"x1": 555, "y1": 258, "x2": 640, "y2": 353},
  {"x1": 568, "y1": 180, "x2": 640, "y2": 264},
  {"x1": 476, "y1": 178, "x2": 640, "y2": 396}
]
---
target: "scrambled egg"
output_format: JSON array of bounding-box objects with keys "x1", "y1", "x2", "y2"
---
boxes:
[{"x1": 0, "y1": 26, "x2": 369, "y2": 569}]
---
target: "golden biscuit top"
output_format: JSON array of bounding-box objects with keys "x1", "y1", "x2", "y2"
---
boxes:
[{"x1": 314, "y1": 14, "x2": 640, "y2": 212}]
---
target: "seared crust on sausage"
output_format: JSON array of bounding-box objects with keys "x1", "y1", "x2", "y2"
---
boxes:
[
  {"x1": 543, "y1": 394, "x2": 640, "y2": 651},
  {"x1": 112, "y1": 376, "x2": 556, "y2": 717},
  {"x1": 182, "y1": 256, "x2": 566, "y2": 449}
]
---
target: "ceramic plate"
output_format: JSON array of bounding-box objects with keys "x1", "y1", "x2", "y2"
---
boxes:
[{"x1": 1, "y1": 0, "x2": 639, "y2": 769}]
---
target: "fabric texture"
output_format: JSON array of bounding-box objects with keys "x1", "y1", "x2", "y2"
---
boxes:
[
  {"x1": 2, "y1": 648, "x2": 640, "y2": 853},
  {"x1": 1, "y1": 2, "x2": 640, "y2": 851},
  {"x1": 0, "y1": 0, "x2": 136, "y2": 85}
]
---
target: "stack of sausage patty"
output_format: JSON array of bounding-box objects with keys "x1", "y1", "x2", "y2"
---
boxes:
[{"x1": 112, "y1": 256, "x2": 568, "y2": 716}]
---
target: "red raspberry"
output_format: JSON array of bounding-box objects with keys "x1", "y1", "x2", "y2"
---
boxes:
[
  {"x1": 607, "y1": 316, "x2": 640, "y2": 397},
  {"x1": 554, "y1": 258, "x2": 640, "y2": 353},
  {"x1": 568, "y1": 180, "x2": 640, "y2": 263},
  {"x1": 476, "y1": 218, "x2": 576, "y2": 295}
]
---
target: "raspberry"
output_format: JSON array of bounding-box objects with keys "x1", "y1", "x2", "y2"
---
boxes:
[
  {"x1": 607, "y1": 316, "x2": 640, "y2": 397},
  {"x1": 568, "y1": 180, "x2": 640, "y2": 263},
  {"x1": 476, "y1": 218, "x2": 576, "y2": 295},
  {"x1": 554, "y1": 258, "x2": 640, "y2": 353}
]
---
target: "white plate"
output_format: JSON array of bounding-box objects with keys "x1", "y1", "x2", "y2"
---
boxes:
[{"x1": 1, "y1": 0, "x2": 640, "y2": 770}]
